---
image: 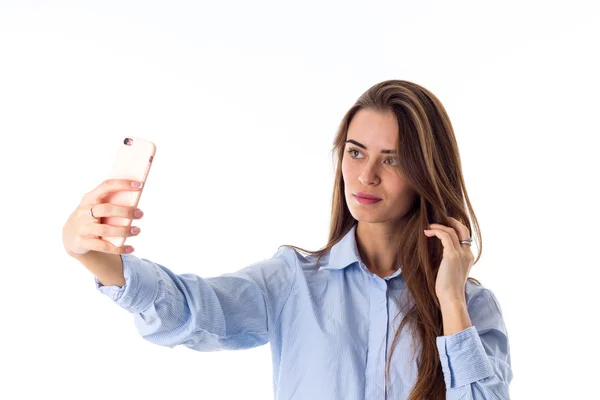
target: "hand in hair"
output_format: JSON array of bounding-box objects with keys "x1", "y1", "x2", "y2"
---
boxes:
[{"x1": 424, "y1": 216, "x2": 475, "y2": 305}]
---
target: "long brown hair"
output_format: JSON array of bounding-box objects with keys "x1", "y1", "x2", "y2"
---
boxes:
[{"x1": 278, "y1": 79, "x2": 482, "y2": 399}]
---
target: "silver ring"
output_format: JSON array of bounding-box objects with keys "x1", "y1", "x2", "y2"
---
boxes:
[
  {"x1": 89, "y1": 205, "x2": 97, "y2": 219},
  {"x1": 460, "y1": 237, "x2": 473, "y2": 246}
]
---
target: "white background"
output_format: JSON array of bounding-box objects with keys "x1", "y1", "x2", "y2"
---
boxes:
[{"x1": 1, "y1": 1, "x2": 598, "y2": 399}]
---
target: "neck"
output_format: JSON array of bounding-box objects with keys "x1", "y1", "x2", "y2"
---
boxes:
[{"x1": 355, "y1": 221, "x2": 403, "y2": 277}]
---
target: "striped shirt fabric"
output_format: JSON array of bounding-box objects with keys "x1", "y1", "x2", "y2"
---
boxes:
[{"x1": 95, "y1": 223, "x2": 513, "y2": 399}]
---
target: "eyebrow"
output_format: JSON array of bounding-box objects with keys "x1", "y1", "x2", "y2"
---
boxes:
[{"x1": 345, "y1": 140, "x2": 397, "y2": 154}]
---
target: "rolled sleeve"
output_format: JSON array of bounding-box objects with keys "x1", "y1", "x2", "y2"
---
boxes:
[
  {"x1": 436, "y1": 286, "x2": 513, "y2": 399},
  {"x1": 94, "y1": 254, "x2": 159, "y2": 314},
  {"x1": 436, "y1": 325, "x2": 496, "y2": 388}
]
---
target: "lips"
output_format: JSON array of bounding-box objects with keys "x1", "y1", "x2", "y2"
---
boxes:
[
  {"x1": 353, "y1": 195, "x2": 381, "y2": 204},
  {"x1": 354, "y1": 192, "x2": 382, "y2": 200}
]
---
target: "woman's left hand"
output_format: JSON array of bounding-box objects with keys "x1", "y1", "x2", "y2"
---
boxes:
[{"x1": 424, "y1": 217, "x2": 475, "y2": 305}]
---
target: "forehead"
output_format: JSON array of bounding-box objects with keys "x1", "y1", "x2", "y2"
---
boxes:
[{"x1": 346, "y1": 108, "x2": 399, "y2": 147}]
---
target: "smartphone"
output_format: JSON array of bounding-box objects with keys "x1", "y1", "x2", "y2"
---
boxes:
[{"x1": 99, "y1": 136, "x2": 157, "y2": 248}]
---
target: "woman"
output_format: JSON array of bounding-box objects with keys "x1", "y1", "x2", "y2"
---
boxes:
[{"x1": 63, "y1": 79, "x2": 513, "y2": 399}]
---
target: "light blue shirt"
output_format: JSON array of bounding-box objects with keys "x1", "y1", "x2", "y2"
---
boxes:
[{"x1": 95, "y1": 223, "x2": 512, "y2": 399}]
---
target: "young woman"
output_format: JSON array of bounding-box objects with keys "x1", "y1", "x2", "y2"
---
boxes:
[{"x1": 63, "y1": 79, "x2": 513, "y2": 399}]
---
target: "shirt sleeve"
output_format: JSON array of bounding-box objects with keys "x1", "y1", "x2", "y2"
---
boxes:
[
  {"x1": 94, "y1": 247, "x2": 297, "y2": 351},
  {"x1": 435, "y1": 287, "x2": 513, "y2": 399}
]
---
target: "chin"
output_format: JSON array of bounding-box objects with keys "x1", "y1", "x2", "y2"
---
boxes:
[{"x1": 348, "y1": 209, "x2": 382, "y2": 223}]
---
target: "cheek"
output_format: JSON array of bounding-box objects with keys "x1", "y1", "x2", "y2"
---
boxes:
[
  {"x1": 341, "y1": 161, "x2": 352, "y2": 181},
  {"x1": 390, "y1": 182, "x2": 417, "y2": 203},
  {"x1": 341, "y1": 165, "x2": 355, "y2": 195}
]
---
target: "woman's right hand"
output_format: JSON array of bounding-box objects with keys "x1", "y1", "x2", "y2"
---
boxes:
[{"x1": 62, "y1": 179, "x2": 145, "y2": 257}]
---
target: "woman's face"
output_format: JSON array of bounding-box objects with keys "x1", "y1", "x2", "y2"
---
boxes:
[{"x1": 342, "y1": 108, "x2": 417, "y2": 224}]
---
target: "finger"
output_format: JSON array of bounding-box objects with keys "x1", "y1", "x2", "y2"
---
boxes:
[
  {"x1": 83, "y1": 179, "x2": 143, "y2": 205},
  {"x1": 446, "y1": 217, "x2": 472, "y2": 247},
  {"x1": 83, "y1": 223, "x2": 141, "y2": 239},
  {"x1": 424, "y1": 228, "x2": 457, "y2": 251},
  {"x1": 77, "y1": 237, "x2": 134, "y2": 255},
  {"x1": 428, "y1": 223, "x2": 461, "y2": 249},
  {"x1": 447, "y1": 217, "x2": 471, "y2": 239},
  {"x1": 83, "y1": 203, "x2": 142, "y2": 220}
]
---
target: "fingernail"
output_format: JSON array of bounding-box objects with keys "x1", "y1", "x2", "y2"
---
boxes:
[
  {"x1": 135, "y1": 210, "x2": 144, "y2": 218},
  {"x1": 131, "y1": 227, "x2": 140, "y2": 234},
  {"x1": 131, "y1": 181, "x2": 143, "y2": 188}
]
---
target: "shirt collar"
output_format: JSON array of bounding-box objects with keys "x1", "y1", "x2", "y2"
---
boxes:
[
  {"x1": 323, "y1": 224, "x2": 402, "y2": 280},
  {"x1": 322, "y1": 223, "x2": 362, "y2": 271}
]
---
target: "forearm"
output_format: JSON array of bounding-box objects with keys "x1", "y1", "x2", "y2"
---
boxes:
[
  {"x1": 436, "y1": 290, "x2": 512, "y2": 397},
  {"x1": 70, "y1": 251, "x2": 125, "y2": 287},
  {"x1": 440, "y1": 300, "x2": 472, "y2": 336}
]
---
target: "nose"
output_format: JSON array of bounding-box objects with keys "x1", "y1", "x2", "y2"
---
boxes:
[{"x1": 358, "y1": 164, "x2": 380, "y2": 185}]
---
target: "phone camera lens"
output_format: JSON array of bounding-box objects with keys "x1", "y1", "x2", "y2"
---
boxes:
[{"x1": 124, "y1": 138, "x2": 133, "y2": 146}]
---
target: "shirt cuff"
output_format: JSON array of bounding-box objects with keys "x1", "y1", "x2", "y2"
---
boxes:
[
  {"x1": 436, "y1": 326, "x2": 496, "y2": 389},
  {"x1": 94, "y1": 254, "x2": 159, "y2": 314}
]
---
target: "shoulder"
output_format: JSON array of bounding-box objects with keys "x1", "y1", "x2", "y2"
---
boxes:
[
  {"x1": 224, "y1": 246, "x2": 297, "y2": 285},
  {"x1": 272, "y1": 245, "x2": 322, "y2": 271},
  {"x1": 465, "y1": 279, "x2": 503, "y2": 310},
  {"x1": 465, "y1": 279, "x2": 507, "y2": 332},
  {"x1": 270, "y1": 246, "x2": 298, "y2": 268}
]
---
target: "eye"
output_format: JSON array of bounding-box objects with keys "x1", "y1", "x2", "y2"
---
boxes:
[
  {"x1": 384, "y1": 157, "x2": 400, "y2": 166},
  {"x1": 347, "y1": 147, "x2": 399, "y2": 166},
  {"x1": 347, "y1": 148, "x2": 362, "y2": 158}
]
